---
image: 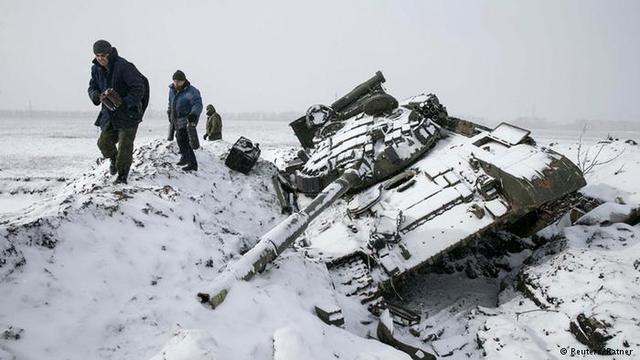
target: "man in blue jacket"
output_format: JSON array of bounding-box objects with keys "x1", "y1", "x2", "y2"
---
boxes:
[
  {"x1": 88, "y1": 40, "x2": 148, "y2": 184},
  {"x1": 168, "y1": 70, "x2": 203, "y2": 171}
]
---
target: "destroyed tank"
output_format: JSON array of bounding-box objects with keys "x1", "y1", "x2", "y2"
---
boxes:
[{"x1": 199, "y1": 71, "x2": 586, "y2": 319}]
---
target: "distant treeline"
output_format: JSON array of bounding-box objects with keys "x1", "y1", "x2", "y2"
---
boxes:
[
  {"x1": 510, "y1": 116, "x2": 640, "y2": 131},
  {"x1": 0, "y1": 109, "x2": 302, "y2": 122},
  {"x1": 0, "y1": 109, "x2": 96, "y2": 118},
  {"x1": 1, "y1": 110, "x2": 637, "y2": 130}
]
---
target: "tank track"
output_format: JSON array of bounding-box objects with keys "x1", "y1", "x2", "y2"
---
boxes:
[
  {"x1": 508, "y1": 192, "x2": 603, "y2": 236},
  {"x1": 327, "y1": 253, "x2": 423, "y2": 326},
  {"x1": 327, "y1": 254, "x2": 384, "y2": 312},
  {"x1": 539, "y1": 192, "x2": 602, "y2": 224}
]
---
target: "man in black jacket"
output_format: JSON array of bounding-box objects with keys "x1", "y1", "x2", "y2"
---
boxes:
[{"x1": 88, "y1": 40, "x2": 148, "y2": 184}]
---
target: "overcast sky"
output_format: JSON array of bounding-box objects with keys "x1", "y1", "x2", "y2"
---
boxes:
[{"x1": 0, "y1": 0, "x2": 638, "y2": 123}]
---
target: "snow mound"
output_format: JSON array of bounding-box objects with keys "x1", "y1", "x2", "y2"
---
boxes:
[
  {"x1": 477, "y1": 209, "x2": 640, "y2": 358},
  {"x1": 148, "y1": 329, "x2": 218, "y2": 360},
  {"x1": 0, "y1": 140, "x2": 286, "y2": 359},
  {"x1": 0, "y1": 139, "x2": 413, "y2": 360}
]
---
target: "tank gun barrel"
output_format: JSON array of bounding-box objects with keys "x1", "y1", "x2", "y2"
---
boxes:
[
  {"x1": 199, "y1": 160, "x2": 370, "y2": 309},
  {"x1": 331, "y1": 71, "x2": 385, "y2": 113}
]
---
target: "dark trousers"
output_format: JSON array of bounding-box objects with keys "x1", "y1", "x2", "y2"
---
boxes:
[
  {"x1": 176, "y1": 128, "x2": 197, "y2": 166},
  {"x1": 97, "y1": 125, "x2": 138, "y2": 173}
]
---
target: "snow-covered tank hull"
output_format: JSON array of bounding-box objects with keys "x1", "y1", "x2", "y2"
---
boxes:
[
  {"x1": 298, "y1": 114, "x2": 586, "y2": 307},
  {"x1": 280, "y1": 72, "x2": 586, "y2": 310},
  {"x1": 200, "y1": 72, "x2": 586, "y2": 317}
]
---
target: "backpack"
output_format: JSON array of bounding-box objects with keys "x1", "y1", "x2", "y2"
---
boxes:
[{"x1": 130, "y1": 63, "x2": 150, "y2": 120}]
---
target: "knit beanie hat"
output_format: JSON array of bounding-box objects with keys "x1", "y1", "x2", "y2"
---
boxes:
[
  {"x1": 93, "y1": 40, "x2": 112, "y2": 54},
  {"x1": 173, "y1": 70, "x2": 187, "y2": 81}
]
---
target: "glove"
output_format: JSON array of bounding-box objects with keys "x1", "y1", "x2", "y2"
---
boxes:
[
  {"x1": 188, "y1": 114, "x2": 198, "y2": 124},
  {"x1": 127, "y1": 105, "x2": 141, "y2": 121},
  {"x1": 203, "y1": 134, "x2": 208, "y2": 140}
]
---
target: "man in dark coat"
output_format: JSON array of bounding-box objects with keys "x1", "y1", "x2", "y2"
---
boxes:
[
  {"x1": 88, "y1": 40, "x2": 147, "y2": 184},
  {"x1": 168, "y1": 70, "x2": 203, "y2": 171},
  {"x1": 204, "y1": 104, "x2": 222, "y2": 141}
]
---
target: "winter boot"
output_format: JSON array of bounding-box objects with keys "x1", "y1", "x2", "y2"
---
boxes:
[
  {"x1": 182, "y1": 163, "x2": 198, "y2": 172},
  {"x1": 113, "y1": 168, "x2": 129, "y2": 185},
  {"x1": 176, "y1": 158, "x2": 189, "y2": 166},
  {"x1": 109, "y1": 157, "x2": 117, "y2": 175}
]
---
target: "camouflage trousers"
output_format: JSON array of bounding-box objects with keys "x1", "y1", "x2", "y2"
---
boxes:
[{"x1": 97, "y1": 125, "x2": 138, "y2": 173}]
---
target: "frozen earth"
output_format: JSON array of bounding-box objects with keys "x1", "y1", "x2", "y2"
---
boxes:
[{"x1": 0, "y1": 120, "x2": 639, "y2": 359}]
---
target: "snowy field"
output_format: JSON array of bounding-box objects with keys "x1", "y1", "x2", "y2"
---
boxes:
[
  {"x1": 0, "y1": 116, "x2": 298, "y2": 215},
  {"x1": 1, "y1": 116, "x2": 636, "y2": 217},
  {"x1": 0, "y1": 115, "x2": 299, "y2": 177},
  {"x1": 0, "y1": 116, "x2": 639, "y2": 359}
]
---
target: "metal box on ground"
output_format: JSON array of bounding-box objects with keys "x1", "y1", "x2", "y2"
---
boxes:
[{"x1": 225, "y1": 136, "x2": 261, "y2": 174}]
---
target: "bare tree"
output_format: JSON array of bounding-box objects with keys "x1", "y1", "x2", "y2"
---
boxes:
[{"x1": 576, "y1": 124, "x2": 625, "y2": 176}]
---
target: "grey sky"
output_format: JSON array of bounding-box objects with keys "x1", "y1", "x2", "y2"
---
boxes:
[{"x1": 0, "y1": 0, "x2": 638, "y2": 123}]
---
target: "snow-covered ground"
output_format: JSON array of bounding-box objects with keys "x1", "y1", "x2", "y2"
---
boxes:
[
  {"x1": 0, "y1": 116, "x2": 639, "y2": 359},
  {"x1": 0, "y1": 116, "x2": 298, "y2": 218}
]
